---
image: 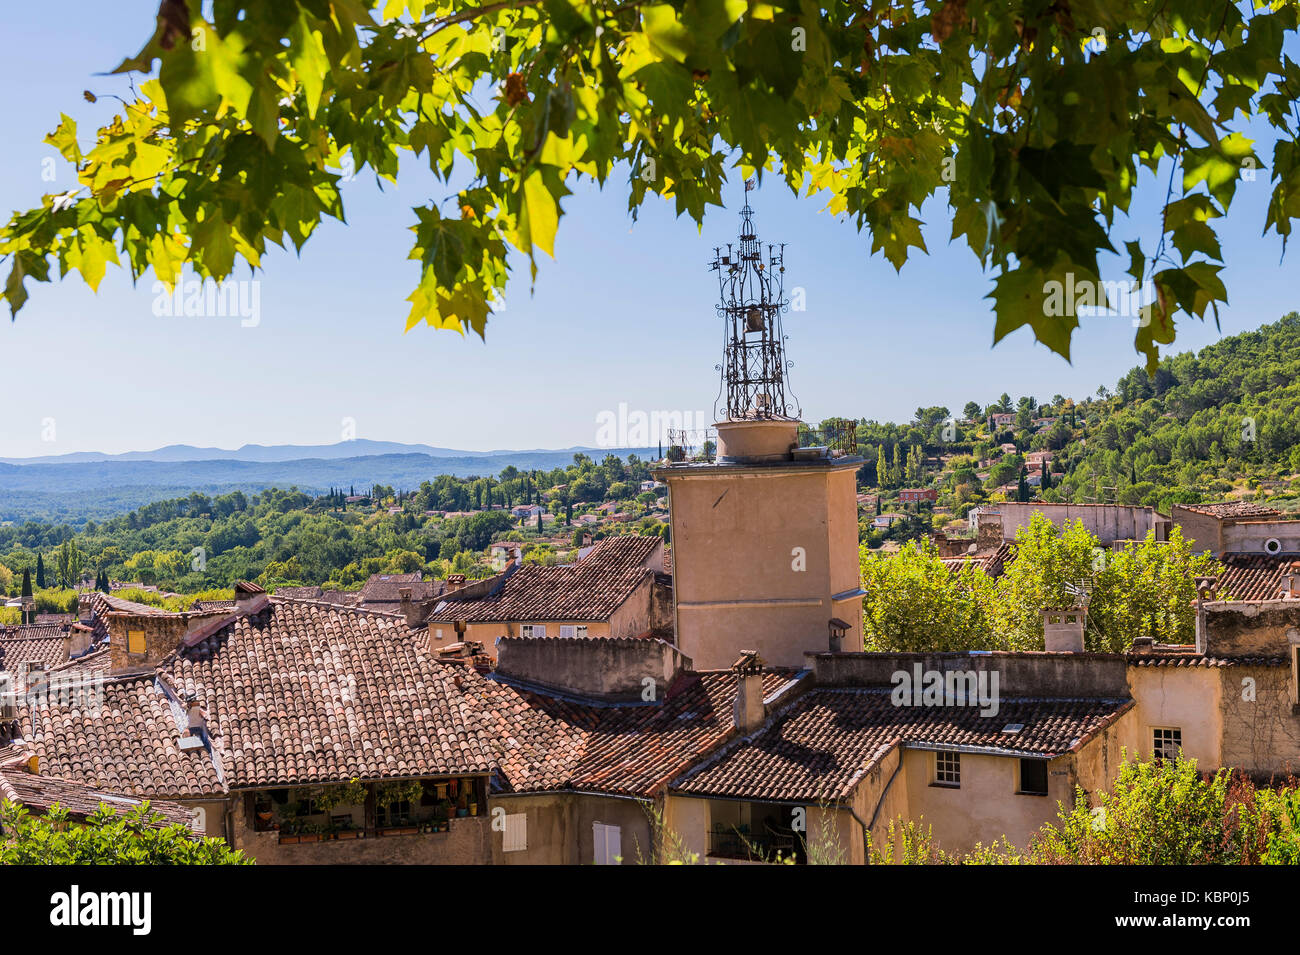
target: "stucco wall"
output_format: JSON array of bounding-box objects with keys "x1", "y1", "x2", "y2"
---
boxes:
[
  {"x1": 983, "y1": 503, "x2": 1159, "y2": 545},
  {"x1": 665, "y1": 461, "x2": 862, "y2": 670},
  {"x1": 1170, "y1": 506, "x2": 1223, "y2": 555},
  {"x1": 899, "y1": 749, "x2": 1072, "y2": 853},
  {"x1": 1222, "y1": 520, "x2": 1300, "y2": 557},
  {"x1": 495, "y1": 636, "x2": 689, "y2": 702},
  {"x1": 1126, "y1": 665, "x2": 1222, "y2": 767},
  {"x1": 487, "y1": 793, "x2": 574, "y2": 865}
]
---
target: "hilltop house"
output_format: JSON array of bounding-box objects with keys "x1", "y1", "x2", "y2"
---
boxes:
[
  {"x1": 421, "y1": 535, "x2": 672, "y2": 658},
  {"x1": 1171, "y1": 501, "x2": 1300, "y2": 557}
]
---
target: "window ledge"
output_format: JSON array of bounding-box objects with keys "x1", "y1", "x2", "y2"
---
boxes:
[{"x1": 929, "y1": 782, "x2": 961, "y2": 790}]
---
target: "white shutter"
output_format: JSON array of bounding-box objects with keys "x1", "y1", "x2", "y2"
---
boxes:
[
  {"x1": 593, "y1": 822, "x2": 622, "y2": 865},
  {"x1": 503, "y1": 813, "x2": 527, "y2": 852},
  {"x1": 575, "y1": 625, "x2": 588, "y2": 637}
]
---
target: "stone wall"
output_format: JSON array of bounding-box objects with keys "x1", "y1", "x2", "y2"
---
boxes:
[
  {"x1": 232, "y1": 813, "x2": 493, "y2": 865},
  {"x1": 1203, "y1": 600, "x2": 1300, "y2": 657},
  {"x1": 1217, "y1": 663, "x2": 1300, "y2": 776}
]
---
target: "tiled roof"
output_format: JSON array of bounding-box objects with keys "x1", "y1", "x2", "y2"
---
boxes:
[
  {"x1": 428, "y1": 535, "x2": 661, "y2": 624},
  {"x1": 84, "y1": 591, "x2": 167, "y2": 642},
  {"x1": 672, "y1": 689, "x2": 1133, "y2": 802},
  {"x1": 1212, "y1": 554, "x2": 1293, "y2": 601},
  {"x1": 319, "y1": 590, "x2": 360, "y2": 607},
  {"x1": 165, "y1": 600, "x2": 496, "y2": 789},
  {"x1": 0, "y1": 764, "x2": 196, "y2": 830},
  {"x1": 273, "y1": 586, "x2": 323, "y2": 600},
  {"x1": 1179, "y1": 501, "x2": 1281, "y2": 519},
  {"x1": 191, "y1": 599, "x2": 235, "y2": 612},
  {"x1": 475, "y1": 669, "x2": 799, "y2": 798},
  {"x1": 33, "y1": 614, "x2": 74, "y2": 626},
  {"x1": 1127, "y1": 650, "x2": 1287, "y2": 668},
  {"x1": 357, "y1": 574, "x2": 440, "y2": 608},
  {"x1": 24, "y1": 673, "x2": 224, "y2": 798},
  {"x1": 0, "y1": 632, "x2": 67, "y2": 672},
  {"x1": 48, "y1": 646, "x2": 111, "y2": 676},
  {"x1": 940, "y1": 542, "x2": 1016, "y2": 578},
  {"x1": 0, "y1": 624, "x2": 66, "y2": 640}
]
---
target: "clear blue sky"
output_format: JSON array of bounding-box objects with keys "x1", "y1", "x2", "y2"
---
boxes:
[{"x1": 1, "y1": 4, "x2": 1296, "y2": 458}]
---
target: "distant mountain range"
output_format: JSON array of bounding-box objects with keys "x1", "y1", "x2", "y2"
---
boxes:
[
  {"x1": 0, "y1": 439, "x2": 621, "y2": 466},
  {"x1": 0, "y1": 443, "x2": 657, "y2": 525}
]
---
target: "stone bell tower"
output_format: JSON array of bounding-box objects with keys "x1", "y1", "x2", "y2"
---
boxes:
[{"x1": 653, "y1": 190, "x2": 864, "y2": 669}]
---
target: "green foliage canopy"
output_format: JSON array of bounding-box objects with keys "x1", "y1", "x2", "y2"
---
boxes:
[{"x1": 4, "y1": 0, "x2": 1300, "y2": 368}]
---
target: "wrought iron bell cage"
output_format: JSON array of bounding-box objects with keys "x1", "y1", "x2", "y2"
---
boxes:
[{"x1": 709, "y1": 200, "x2": 799, "y2": 421}]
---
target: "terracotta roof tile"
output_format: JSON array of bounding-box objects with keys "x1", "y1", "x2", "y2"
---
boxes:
[
  {"x1": 0, "y1": 764, "x2": 196, "y2": 830},
  {"x1": 476, "y1": 669, "x2": 798, "y2": 798},
  {"x1": 429, "y1": 535, "x2": 661, "y2": 624},
  {"x1": 166, "y1": 600, "x2": 496, "y2": 789},
  {"x1": 672, "y1": 689, "x2": 1133, "y2": 802},
  {"x1": 1180, "y1": 501, "x2": 1282, "y2": 519},
  {"x1": 24, "y1": 673, "x2": 224, "y2": 798},
  {"x1": 1212, "y1": 554, "x2": 1295, "y2": 601}
]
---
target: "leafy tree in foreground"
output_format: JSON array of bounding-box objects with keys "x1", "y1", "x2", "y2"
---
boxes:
[
  {"x1": 860, "y1": 538, "x2": 996, "y2": 652},
  {"x1": 3, "y1": 0, "x2": 1299, "y2": 368},
  {"x1": 0, "y1": 801, "x2": 251, "y2": 865}
]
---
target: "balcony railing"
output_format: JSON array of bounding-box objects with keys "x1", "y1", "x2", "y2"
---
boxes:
[{"x1": 706, "y1": 825, "x2": 803, "y2": 864}]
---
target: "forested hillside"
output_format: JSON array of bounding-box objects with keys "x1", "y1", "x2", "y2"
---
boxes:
[
  {"x1": 847, "y1": 312, "x2": 1300, "y2": 541},
  {"x1": 0, "y1": 454, "x2": 667, "y2": 603}
]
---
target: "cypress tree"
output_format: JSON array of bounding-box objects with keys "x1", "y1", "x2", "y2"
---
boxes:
[
  {"x1": 36, "y1": 554, "x2": 45, "y2": 589},
  {"x1": 21, "y1": 568, "x2": 32, "y2": 597}
]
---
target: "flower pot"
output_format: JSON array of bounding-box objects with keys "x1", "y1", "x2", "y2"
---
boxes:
[
  {"x1": 299, "y1": 833, "x2": 320, "y2": 843},
  {"x1": 469, "y1": 804, "x2": 478, "y2": 816},
  {"x1": 457, "y1": 808, "x2": 469, "y2": 818},
  {"x1": 336, "y1": 830, "x2": 360, "y2": 840},
  {"x1": 279, "y1": 834, "x2": 300, "y2": 845}
]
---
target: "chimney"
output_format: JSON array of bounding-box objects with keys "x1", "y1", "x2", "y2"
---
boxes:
[
  {"x1": 732, "y1": 650, "x2": 766, "y2": 733},
  {"x1": 398, "y1": 587, "x2": 426, "y2": 628},
  {"x1": 67, "y1": 623, "x2": 93, "y2": 658},
  {"x1": 1042, "y1": 607, "x2": 1086, "y2": 653},
  {"x1": 828, "y1": 618, "x2": 849, "y2": 653},
  {"x1": 446, "y1": 573, "x2": 467, "y2": 592},
  {"x1": 234, "y1": 580, "x2": 268, "y2": 614},
  {"x1": 61, "y1": 624, "x2": 72, "y2": 663},
  {"x1": 1282, "y1": 562, "x2": 1300, "y2": 598}
]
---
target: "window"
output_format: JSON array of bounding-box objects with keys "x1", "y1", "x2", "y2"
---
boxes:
[
  {"x1": 934, "y1": 751, "x2": 961, "y2": 787},
  {"x1": 503, "y1": 813, "x2": 527, "y2": 852},
  {"x1": 559, "y1": 625, "x2": 576, "y2": 638},
  {"x1": 1019, "y1": 759, "x2": 1049, "y2": 796},
  {"x1": 593, "y1": 822, "x2": 622, "y2": 865},
  {"x1": 127, "y1": 630, "x2": 146, "y2": 655},
  {"x1": 1153, "y1": 727, "x2": 1182, "y2": 759},
  {"x1": 575, "y1": 625, "x2": 588, "y2": 637},
  {"x1": 521, "y1": 624, "x2": 546, "y2": 638}
]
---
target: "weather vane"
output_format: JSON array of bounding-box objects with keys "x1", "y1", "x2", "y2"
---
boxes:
[{"x1": 708, "y1": 184, "x2": 798, "y2": 421}]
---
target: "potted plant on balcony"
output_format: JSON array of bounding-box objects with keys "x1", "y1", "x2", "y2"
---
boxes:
[{"x1": 278, "y1": 818, "x2": 301, "y2": 844}]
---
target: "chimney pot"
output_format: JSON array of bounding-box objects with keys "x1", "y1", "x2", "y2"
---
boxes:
[
  {"x1": 1042, "y1": 607, "x2": 1086, "y2": 653},
  {"x1": 732, "y1": 650, "x2": 766, "y2": 733}
]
